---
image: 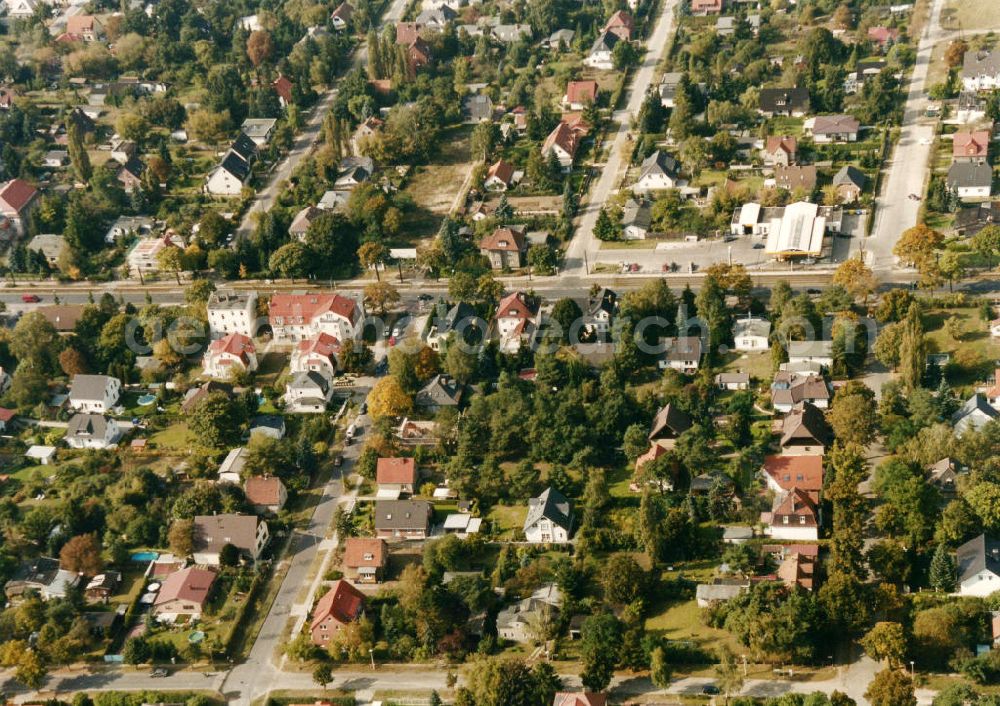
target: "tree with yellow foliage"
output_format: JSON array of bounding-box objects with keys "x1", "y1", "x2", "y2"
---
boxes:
[{"x1": 368, "y1": 375, "x2": 412, "y2": 420}]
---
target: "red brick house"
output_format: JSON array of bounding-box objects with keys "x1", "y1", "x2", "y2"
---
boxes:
[{"x1": 309, "y1": 579, "x2": 365, "y2": 646}]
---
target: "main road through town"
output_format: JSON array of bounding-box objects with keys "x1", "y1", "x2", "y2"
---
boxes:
[{"x1": 562, "y1": 0, "x2": 683, "y2": 278}]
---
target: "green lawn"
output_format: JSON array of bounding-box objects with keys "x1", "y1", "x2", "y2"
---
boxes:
[
  {"x1": 922, "y1": 306, "x2": 1000, "y2": 389},
  {"x1": 151, "y1": 422, "x2": 192, "y2": 451},
  {"x1": 486, "y1": 505, "x2": 527, "y2": 539},
  {"x1": 720, "y1": 350, "x2": 774, "y2": 383}
]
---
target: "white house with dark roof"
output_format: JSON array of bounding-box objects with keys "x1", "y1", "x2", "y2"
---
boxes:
[
  {"x1": 207, "y1": 290, "x2": 258, "y2": 339},
  {"x1": 65, "y1": 413, "x2": 121, "y2": 449},
  {"x1": 634, "y1": 150, "x2": 683, "y2": 193},
  {"x1": 963, "y1": 50, "x2": 1000, "y2": 92},
  {"x1": 68, "y1": 374, "x2": 121, "y2": 413},
  {"x1": 584, "y1": 31, "x2": 618, "y2": 70},
  {"x1": 733, "y1": 317, "x2": 771, "y2": 350},
  {"x1": 524, "y1": 487, "x2": 573, "y2": 543},
  {"x1": 952, "y1": 394, "x2": 999, "y2": 435},
  {"x1": 957, "y1": 534, "x2": 1000, "y2": 596},
  {"x1": 284, "y1": 371, "x2": 333, "y2": 413},
  {"x1": 657, "y1": 336, "x2": 703, "y2": 372}
]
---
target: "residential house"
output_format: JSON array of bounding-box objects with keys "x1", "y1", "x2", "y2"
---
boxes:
[
  {"x1": 104, "y1": 214, "x2": 156, "y2": 244},
  {"x1": 318, "y1": 189, "x2": 351, "y2": 211},
  {"x1": 342, "y1": 537, "x2": 389, "y2": 583},
  {"x1": 205, "y1": 151, "x2": 251, "y2": 196},
  {"x1": 27, "y1": 233, "x2": 65, "y2": 266},
  {"x1": 484, "y1": 159, "x2": 516, "y2": 191},
  {"x1": 496, "y1": 584, "x2": 562, "y2": 642},
  {"x1": 762, "y1": 487, "x2": 820, "y2": 540},
  {"x1": 415, "y1": 374, "x2": 464, "y2": 412},
  {"x1": 351, "y1": 116, "x2": 384, "y2": 154},
  {"x1": 416, "y1": 4, "x2": 456, "y2": 28},
  {"x1": 269, "y1": 293, "x2": 364, "y2": 343},
  {"x1": 0, "y1": 178, "x2": 39, "y2": 237},
  {"x1": 779, "y1": 402, "x2": 833, "y2": 454},
  {"x1": 758, "y1": 87, "x2": 810, "y2": 117},
  {"x1": 244, "y1": 476, "x2": 288, "y2": 514},
  {"x1": 542, "y1": 120, "x2": 586, "y2": 170},
  {"x1": 634, "y1": 150, "x2": 682, "y2": 193},
  {"x1": 464, "y1": 93, "x2": 493, "y2": 123},
  {"x1": 622, "y1": 198, "x2": 652, "y2": 239},
  {"x1": 843, "y1": 59, "x2": 887, "y2": 94},
  {"x1": 690, "y1": 0, "x2": 723, "y2": 14},
  {"x1": 492, "y1": 24, "x2": 532, "y2": 43},
  {"x1": 109, "y1": 136, "x2": 137, "y2": 164},
  {"x1": 66, "y1": 14, "x2": 102, "y2": 40},
  {"x1": 336, "y1": 155, "x2": 375, "y2": 189},
  {"x1": 787, "y1": 340, "x2": 834, "y2": 369},
  {"x1": 250, "y1": 414, "x2": 286, "y2": 439},
  {"x1": 776, "y1": 547, "x2": 817, "y2": 591},
  {"x1": 584, "y1": 31, "x2": 619, "y2": 70},
  {"x1": 331, "y1": 1, "x2": 353, "y2": 30},
  {"x1": 126, "y1": 231, "x2": 185, "y2": 275},
  {"x1": 425, "y1": 301, "x2": 478, "y2": 351},
  {"x1": 272, "y1": 75, "x2": 293, "y2": 107},
  {"x1": 481, "y1": 226, "x2": 527, "y2": 269},
  {"x1": 117, "y1": 157, "x2": 146, "y2": 192},
  {"x1": 84, "y1": 571, "x2": 120, "y2": 604},
  {"x1": 648, "y1": 403, "x2": 693, "y2": 449},
  {"x1": 832, "y1": 165, "x2": 866, "y2": 203},
  {"x1": 770, "y1": 372, "x2": 831, "y2": 412},
  {"x1": 544, "y1": 28, "x2": 575, "y2": 50},
  {"x1": 696, "y1": 581, "x2": 746, "y2": 606},
  {"x1": 406, "y1": 37, "x2": 433, "y2": 70},
  {"x1": 732, "y1": 317, "x2": 771, "y2": 350},
  {"x1": 762, "y1": 455, "x2": 824, "y2": 494},
  {"x1": 203, "y1": 332, "x2": 257, "y2": 379},
  {"x1": 952, "y1": 394, "x2": 999, "y2": 435},
  {"x1": 762, "y1": 135, "x2": 797, "y2": 166},
  {"x1": 284, "y1": 371, "x2": 333, "y2": 413},
  {"x1": 241, "y1": 118, "x2": 278, "y2": 147},
  {"x1": 183, "y1": 381, "x2": 234, "y2": 415},
  {"x1": 985, "y1": 368, "x2": 1000, "y2": 408},
  {"x1": 2, "y1": 0, "x2": 38, "y2": 22},
  {"x1": 603, "y1": 10, "x2": 634, "y2": 40},
  {"x1": 207, "y1": 290, "x2": 258, "y2": 339},
  {"x1": 68, "y1": 374, "x2": 121, "y2": 413},
  {"x1": 963, "y1": 50, "x2": 1000, "y2": 92},
  {"x1": 376, "y1": 457, "x2": 417, "y2": 498},
  {"x1": 43, "y1": 150, "x2": 68, "y2": 168},
  {"x1": 947, "y1": 163, "x2": 993, "y2": 200},
  {"x1": 953, "y1": 129, "x2": 990, "y2": 164},
  {"x1": 494, "y1": 291, "x2": 540, "y2": 353},
  {"x1": 867, "y1": 26, "x2": 899, "y2": 50},
  {"x1": 192, "y1": 514, "x2": 269, "y2": 565},
  {"x1": 657, "y1": 336, "x2": 703, "y2": 372},
  {"x1": 928, "y1": 457, "x2": 961, "y2": 497},
  {"x1": 524, "y1": 487, "x2": 573, "y2": 543},
  {"x1": 217, "y1": 446, "x2": 247, "y2": 484},
  {"x1": 809, "y1": 114, "x2": 860, "y2": 143},
  {"x1": 290, "y1": 332, "x2": 340, "y2": 379},
  {"x1": 289, "y1": 206, "x2": 322, "y2": 241},
  {"x1": 153, "y1": 567, "x2": 217, "y2": 623},
  {"x1": 65, "y1": 414, "x2": 121, "y2": 450},
  {"x1": 773, "y1": 165, "x2": 817, "y2": 193},
  {"x1": 563, "y1": 80, "x2": 598, "y2": 110},
  {"x1": 553, "y1": 694, "x2": 607, "y2": 706},
  {"x1": 658, "y1": 72, "x2": 684, "y2": 108},
  {"x1": 4, "y1": 558, "x2": 81, "y2": 603},
  {"x1": 310, "y1": 580, "x2": 366, "y2": 646},
  {"x1": 716, "y1": 16, "x2": 736, "y2": 35},
  {"x1": 715, "y1": 372, "x2": 750, "y2": 390},
  {"x1": 374, "y1": 499, "x2": 432, "y2": 539},
  {"x1": 396, "y1": 418, "x2": 439, "y2": 446},
  {"x1": 0, "y1": 406, "x2": 14, "y2": 431},
  {"x1": 585, "y1": 287, "x2": 618, "y2": 337},
  {"x1": 957, "y1": 534, "x2": 1000, "y2": 596}
]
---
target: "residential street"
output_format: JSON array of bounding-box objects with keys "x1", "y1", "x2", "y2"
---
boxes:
[
  {"x1": 233, "y1": 0, "x2": 411, "y2": 241},
  {"x1": 866, "y1": 0, "x2": 946, "y2": 270},
  {"x1": 562, "y1": 0, "x2": 682, "y2": 276}
]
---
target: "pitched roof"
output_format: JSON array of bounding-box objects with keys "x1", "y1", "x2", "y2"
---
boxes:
[
  {"x1": 525, "y1": 487, "x2": 573, "y2": 532},
  {"x1": 290, "y1": 205, "x2": 323, "y2": 233},
  {"x1": 639, "y1": 150, "x2": 680, "y2": 180},
  {"x1": 648, "y1": 403, "x2": 692, "y2": 440},
  {"x1": 765, "y1": 135, "x2": 797, "y2": 156},
  {"x1": 311, "y1": 580, "x2": 365, "y2": 629},
  {"x1": 376, "y1": 457, "x2": 417, "y2": 485},
  {"x1": 70, "y1": 374, "x2": 116, "y2": 401},
  {"x1": 496, "y1": 291, "x2": 537, "y2": 321},
  {"x1": 565, "y1": 80, "x2": 598, "y2": 105},
  {"x1": 771, "y1": 372, "x2": 830, "y2": 406},
  {"x1": 296, "y1": 332, "x2": 341, "y2": 358},
  {"x1": 762, "y1": 455, "x2": 824, "y2": 491},
  {"x1": 553, "y1": 694, "x2": 607, "y2": 706},
  {"x1": 331, "y1": 1, "x2": 354, "y2": 20},
  {"x1": 416, "y1": 374, "x2": 464, "y2": 406},
  {"x1": 958, "y1": 534, "x2": 1000, "y2": 583},
  {"x1": 0, "y1": 178, "x2": 39, "y2": 214},
  {"x1": 192, "y1": 514, "x2": 262, "y2": 554},
  {"x1": 734, "y1": 317, "x2": 771, "y2": 339},
  {"x1": 66, "y1": 413, "x2": 112, "y2": 439},
  {"x1": 947, "y1": 162, "x2": 993, "y2": 189},
  {"x1": 219, "y1": 151, "x2": 251, "y2": 180},
  {"x1": 155, "y1": 566, "x2": 217, "y2": 606},
  {"x1": 588, "y1": 287, "x2": 617, "y2": 317},
  {"x1": 589, "y1": 30, "x2": 619, "y2": 54},
  {"x1": 952, "y1": 393, "x2": 1000, "y2": 428},
  {"x1": 833, "y1": 165, "x2": 867, "y2": 189},
  {"x1": 396, "y1": 21, "x2": 422, "y2": 45},
  {"x1": 231, "y1": 133, "x2": 258, "y2": 163},
  {"x1": 543, "y1": 121, "x2": 583, "y2": 158},
  {"x1": 486, "y1": 159, "x2": 515, "y2": 185},
  {"x1": 776, "y1": 551, "x2": 815, "y2": 590},
  {"x1": 811, "y1": 114, "x2": 860, "y2": 135},
  {"x1": 244, "y1": 476, "x2": 286, "y2": 506},
  {"x1": 964, "y1": 50, "x2": 1000, "y2": 79},
  {"x1": 270, "y1": 293, "x2": 360, "y2": 325},
  {"x1": 770, "y1": 487, "x2": 819, "y2": 523},
  {"x1": 759, "y1": 86, "x2": 810, "y2": 113},
  {"x1": 481, "y1": 227, "x2": 526, "y2": 253},
  {"x1": 662, "y1": 335, "x2": 702, "y2": 362},
  {"x1": 342, "y1": 537, "x2": 388, "y2": 568},
  {"x1": 272, "y1": 75, "x2": 293, "y2": 104},
  {"x1": 774, "y1": 164, "x2": 817, "y2": 191},
  {"x1": 374, "y1": 499, "x2": 432, "y2": 530},
  {"x1": 867, "y1": 26, "x2": 899, "y2": 44},
  {"x1": 954, "y1": 129, "x2": 991, "y2": 158},
  {"x1": 208, "y1": 332, "x2": 255, "y2": 364},
  {"x1": 603, "y1": 10, "x2": 633, "y2": 33},
  {"x1": 780, "y1": 402, "x2": 833, "y2": 447}
]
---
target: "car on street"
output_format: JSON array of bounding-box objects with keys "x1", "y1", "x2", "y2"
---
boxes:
[
  {"x1": 752, "y1": 243, "x2": 765, "y2": 249},
  {"x1": 417, "y1": 294, "x2": 433, "y2": 302},
  {"x1": 21, "y1": 294, "x2": 41, "y2": 303},
  {"x1": 150, "y1": 668, "x2": 169, "y2": 678},
  {"x1": 701, "y1": 684, "x2": 720, "y2": 695},
  {"x1": 359, "y1": 402, "x2": 367, "y2": 415},
  {"x1": 334, "y1": 456, "x2": 343, "y2": 467}
]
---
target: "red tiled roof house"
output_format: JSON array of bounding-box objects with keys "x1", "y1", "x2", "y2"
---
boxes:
[
  {"x1": 376, "y1": 457, "x2": 418, "y2": 497},
  {"x1": 202, "y1": 332, "x2": 257, "y2": 379},
  {"x1": 309, "y1": 579, "x2": 365, "y2": 646},
  {"x1": 342, "y1": 537, "x2": 388, "y2": 583}
]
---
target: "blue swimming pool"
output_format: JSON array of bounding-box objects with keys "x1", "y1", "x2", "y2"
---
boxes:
[
  {"x1": 137, "y1": 394, "x2": 157, "y2": 405},
  {"x1": 131, "y1": 551, "x2": 159, "y2": 562}
]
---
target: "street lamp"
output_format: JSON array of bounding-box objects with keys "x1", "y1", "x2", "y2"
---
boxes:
[
  {"x1": 369, "y1": 647, "x2": 375, "y2": 671},
  {"x1": 909, "y1": 661, "x2": 915, "y2": 679}
]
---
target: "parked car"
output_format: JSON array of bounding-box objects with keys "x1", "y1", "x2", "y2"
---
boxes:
[
  {"x1": 150, "y1": 668, "x2": 169, "y2": 678},
  {"x1": 702, "y1": 684, "x2": 720, "y2": 695},
  {"x1": 21, "y1": 294, "x2": 40, "y2": 303},
  {"x1": 334, "y1": 456, "x2": 343, "y2": 467}
]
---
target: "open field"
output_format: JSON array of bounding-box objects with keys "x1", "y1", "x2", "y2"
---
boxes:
[
  {"x1": 402, "y1": 124, "x2": 475, "y2": 239},
  {"x1": 922, "y1": 305, "x2": 1000, "y2": 388},
  {"x1": 941, "y1": 0, "x2": 1000, "y2": 31}
]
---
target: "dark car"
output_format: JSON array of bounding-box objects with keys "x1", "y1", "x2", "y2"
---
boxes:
[
  {"x1": 150, "y1": 668, "x2": 169, "y2": 678},
  {"x1": 702, "y1": 684, "x2": 720, "y2": 695},
  {"x1": 334, "y1": 456, "x2": 343, "y2": 467},
  {"x1": 417, "y1": 294, "x2": 433, "y2": 302},
  {"x1": 752, "y1": 243, "x2": 765, "y2": 249}
]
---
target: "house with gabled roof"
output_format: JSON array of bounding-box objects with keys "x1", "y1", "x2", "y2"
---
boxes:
[
  {"x1": 205, "y1": 151, "x2": 251, "y2": 196},
  {"x1": 947, "y1": 162, "x2": 993, "y2": 200},
  {"x1": 272, "y1": 75, "x2": 294, "y2": 107},
  {"x1": 376, "y1": 457, "x2": 418, "y2": 497},
  {"x1": 117, "y1": 156, "x2": 146, "y2": 192},
  {"x1": 733, "y1": 317, "x2": 771, "y2": 350},
  {"x1": 585, "y1": 287, "x2": 617, "y2": 337},
  {"x1": 66, "y1": 413, "x2": 121, "y2": 449},
  {"x1": 758, "y1": 87, "x2": 810, "y2": 117},
  {"x1": 494, "y1": 291, "x2": 541, "y2": 353},
  {"x1": 310, "y1": 580, "x2": 365, "y2": 645},
  {"x1": 192, "y1": 513, "x2": 269, "y2": 565},
  {"x1": 290, "y1": 332, "x2": 340, "y2": 379},
  {"x1": 963, "y1": 50, "x2": 1000, "y2": 92},
  {"x1": 953, "y1": 129, "x2": 991, "y2": 164},
  {"x1": 832, "y1": 165, "x2": 866, "y2": 203},
  {"x1": 771, "y1": 372, "x2": 830, "y2": 412},
  {"x1": 69, "y1": 374, "x2": 122, "y2": 413},
  {"x1": 524, "y1": 487, "x2": 573, "y2": 543},
  {"x1": 543, "y1": 121, "x2": 585, "y2": 170},
  {"x1": 779, "y1": 402, "x2": 833, "y2": 454},
  {"x1": 288, "y1": 205, "x2": 322, "y2": 241},
  {"x1": 0, "y1": 178, "x2": 39, "y2": 237},
  {"x1": 342, "y1": 537, "x2": 388, "y2": 582},
  {"x1": 603, "y1": 10, "x2": 634, "y2": 40},
  {"x1": 584, "y1": 31, "x2": 619, "y2": 70},
  {"x1": 415, "y1": 374, "x2": 464, "y2": 412},
  {"x1": 648, "y1": 403, "x2": 692, "y2": 449},
  {"x1": 690, "y1": 0, "x2": 723, "y2": 14},
  {"x1": 657, "y1": 336, "x2": 703, "y2": 372},
  {"x1": 563, "y1": 80, "x2": 598, "y2": 110},
  {"x1": 374, "y1": 499, "x2": 432, "y2": 539},
  {"x1": 202, "y1": 332, "x2": 257, "y2": 379},
  {"x1": 762, "y1": 487, "x2": 819, "y2": 540},
  {"x1": 284, "y1": 371, "x2": 333, "y2": 413},
  {"x1": 867, "y1": 26, "x2": 899, "y2": 50},
  {"x1": 331, "y1": 1, "x2": 354, "y2": 30},
  {"x1": 762, "y1": 135, "x2": 797, "y2": 166},
  {"x1": 634, "y1": 150, "x2": 682, "y2": 193},
  {"x1": 958, "y1": 534, "x2": 1000, "y2": 596},
  {"x1": 952, "y1": 393, "x2": 999, "y2": 435},
  {"x1": 808, "y1": 114, "x2": 860, "y2": 143},
  {"x1": 481, "y1": 226, "x2": 527, "y2": 269},
  {"x1": 484, "y1": 159, "x2": 516, "y2": 191},
  {"x1": 425, "y1": 301, "x2": 477, "y2": 351},
  {"x1": 497, "y1": 583, "x2": 561, "y2": 642},
  {"x1": 66, "y1": 14, "x2": 103, "y2": 40},
  {"x1": 245, "y1": 475, "x2": 288, "y2": 514},
  {"x1": 153, "y1": 567, "x2": 217, "y2": 623},
  {"x1": 553, "y1": 693, "x2": 607, "y2": 706},
  {"x1": 269, "y1": 293, "x2": 364, "y2": 343},
  {"x1": 762, "y1": 455, "x2": 823, "y2": 494}
]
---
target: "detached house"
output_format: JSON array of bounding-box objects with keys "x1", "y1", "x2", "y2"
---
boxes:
[
  {"x1": 374, "y1": 499, "x2": 432, "y2": 540},
  {"x1": 733, "y1": 317, "x2": 771, "y2": 350},
  {"x1": 244, "y1": 475, "x2": 288, "y2": 514},
  {"x1": 947, "y1": 162, "x2": 993, "y2": 200},
  {"x1": 207, "y1": 290, "x2": 258, "y2": 339},
  {"x1": 762, "y1": 135, "x2": 798, "y2": 166},
  {"x1": 69, "y1": 374, "x2": 121, "y2": 413},
  {"x1": 773, "y1": 165, "x2": 817, "y2": 193},
  {"x1": 202, "y1": 332, "x2": 257, "y2": 379},
  {"x1": 658, "y1": 72, "x2": 684, "y2": 108},
  {"x1": 269, "y1": 293, "x2": 364, "y2": 344},
  {"x1": 65, "y1": 413, "x2": 121, "y2": 450},
  {"x1": 484, "y1": 159, "x2": 516, "y2": 191},
  {"x1": 376, "y1": 457, "x2": 418, "y2": 498},
  {"x1": 0, "y1": 178, "x2": 39, "y2": 238},
  {"x1": 657, "y1": 336, "x2": 703, "y2": 372},
  {"x1": 762, "y1": 455, "x2": 824, "y2": 494},
  {"x1": 554, "y1": 693, "x2": 607, "y2": 706},
  {"x1": 117, "y1": 157, "x2": 146, "y2": 192},
  {"x1": 563, "y1": 80, "x2": 598, "y2": 110},
  {"x1": 962, "y1": 50, "x2": 1000, "y2": 92},
  {"x1": 787, "y1": 340, "x2": 834, "y2": 369},
  {"x1": 957, "y1": 534, "x2": 1000, "y2": 596},
  {"x1": 289, "y1": 205, "x2": 323, "y2": 241},
  {"x1": 192, "y1": 514, "x2": 270, "y2": 565},
  {"x1": 758, "y1": 87, "x2": 810, "y2": 117},
  {"x1": 290, "y1": 332, "x2": 340, "y2": 379},
  {"x1": 272, "y1": 75, "x2": 294, "y2": 107},
  {"x1": 690, "y1": 0, "x2": 723, "y2": 14},
  {"x1": 770, "y1": 372, "x2": 831, "y2": 412},
  {"x1": 584, "y1": 31, "x2": 619, "y2": 70},
  {"x1": 66, "y1": 14, "x2": 103, "y2": 41},
  {"x1": 425, "y1": 301, "x2": 477, "y2": 351},
  {"x1": 585, "y1": 287, "x2": 618, "y2": 337},
  {"x1": 953, "y1": 129, "x2": 991, "y2": 164},
  {"x1": 497, "y1": 584, "x2": 562, "y2": 642},
  {"x1": 153, "y1": 567, "x2": 217, "y2": 623},
  {"x1": 634, "y1": 150, "x2": 682, "y2": 193},
  {"x1": 481, "y1": 226, "x2": 527, "y2": 269},
  {"x1": 284, "y1": 371, "x2": 333, "y2": 413},
  {"x1": 310, "y1": 580, "x2": 365, "y2": 646},
  {"x1": 331, "y1": 1, "x2": 354, "y2": 30},
  {"x1": 495, "y1": 291, "x2": 541, "y2": 353},
  {"x1": 543, "y1": 120, "x2": 586, "y2": 170},
  {"x1": 832, "y1": 165, "x2": 866, "y2": 203},
  {"x1": 648, "y1": 403, "x2": 692, "y2": 449},
  {"x1": 622, "y1": 198, "x2": 652, "y2": 239},
  {"x1": 205, "y1": 151, "x2": 251, "y2": 196},
  {"x1": 415, "y1": 374, "x2": 464, "y2": 412},
  {"x1": 779, "y1": 402, "x2": 833, "y2": 455},
  {"x1": 342, "y1": 537, "x2": 388, "y2": 583},
  {"x1": 763, "y1": 487, "x2": 820, "y2": 540},
  {"x1": 952, "y1": 394, "x2": 999, "y2": 435},
  {"x1": 524, "y1": 487, "x2": 573, "y2": 543},
  {"x1": 808, "y1": 114, "x2": 860, "y2": 143},
  {"x1": 603, "y1": 10, "x2": 634, "y2": 40}
]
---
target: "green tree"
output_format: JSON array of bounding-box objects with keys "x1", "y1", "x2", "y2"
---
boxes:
[
  {"x1": 650, "y1": 645, "x2": 672, "y2": 688},
  {"x1": 860, "y1": 622, "x2": 906, "y2": 668},
  {"x1": 579, "y1": 613, "x2": 621, "y2": 692},
  {"x1": 358, "y1": 241, "x2": 390, "y2": 282},
  {"x1": 594, "y1": 207, "x2": 620, "y2": 241},
  {"x1": 865, "y1": 668, "x2": 916, "y2": 706},
  {"x1": 929, "y1": 543, "x2": 957, "y2": 592},
  {"x1": 188, "y1": 392, "x2": 246, "y2": 448},
  {"x1": 715, "y1": 646, "x2": 745, "y2": 705},
  {"x1": 312, "y1": 663, "x2": 333, "y2": 689},
  {"x1": 67, "y1": 119, "x2": 91, "y2": 183},
  {"x1": 898, "y1": 303, "x2": 926, "y2": 389},
  {"x1": 828, "y1": 382, "x2": 877, "y2": 446},
  {"x1": 269, "y1": 241, "x2": 311, "y2": 279},
  {"x1": 971, "y1": 224, "x2": 1000, "y2": 269}
]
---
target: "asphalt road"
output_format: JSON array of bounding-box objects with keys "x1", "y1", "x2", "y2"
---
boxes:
[
  {"x1": 562, "y1": 0, "x2": 682, "y2": 275},
  {"x1": 233, "y1": 0, "x2": 411, "y2": 242},
  {"x1": 866, "y1": 0, "x2": 945, "y2": 270}
]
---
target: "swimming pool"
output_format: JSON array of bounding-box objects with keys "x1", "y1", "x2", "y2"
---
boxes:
[
  {"x1": 131, "y1": 551, "x2": 159, "y2": 562},
  {"x1": 137, "y1": 394, "x2": 157, "y2": 405}
]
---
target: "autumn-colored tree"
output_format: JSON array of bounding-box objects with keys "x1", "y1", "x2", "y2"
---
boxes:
[
  {"x1": 860, "y1": 622, "x2": 906, "y2": 668},
  {"x1": 364, "y1": 281, "x2": 400, "y2": 316},
  {"x1": 168, "y1": 518, "x2": 194, "y2": 557},
  {"x1": 944, "y1": 39, "x2": 968, "y2": 69},
  {"x1": 833, "y1": 255, "x2": 876, "y2": 304},
  {"x1": 58, "y1": 347, "x2": 89, "y2": 376},
  {"x1": 368, "y1": 375, "x2": 412, "y2": 420},
  {"x1": 157, "y1": 246, "x2": 183, "y2": 285},
  {"x1": 893, "y1": 224, "x2": 942, "y2": 268},
  {"x1": 59, "y1": 533, "x2": 103, "y2": 575},
  {"x1": 246, "y1": 30, "x2": 274, "y2": 67},
  {"x1": 358, "y1": 241, "x2": 390, "y2": 282},
  {"x1": 832, "y1": 4, "x2": 853, "y2": 29},
  {"x1": 153, "y1": 338, "x2": 183, "y2": 368},
  {"x1": 414, "y1": 345, "x2": 441, "y2": 382},
  {"x1": 865, "y1": 668, "x2": 916, "y2": 706}
]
